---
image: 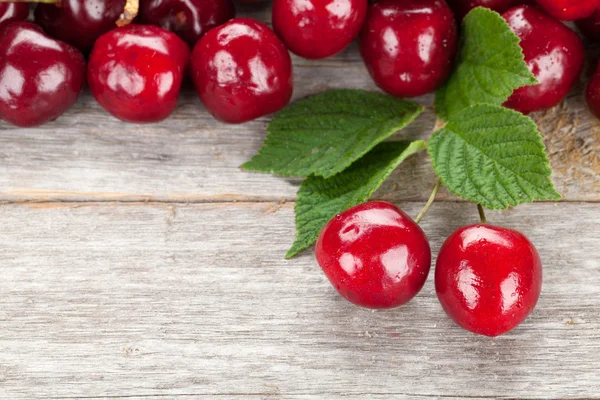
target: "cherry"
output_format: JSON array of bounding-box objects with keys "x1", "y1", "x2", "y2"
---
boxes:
[
  {"x1": 586, "y1": 63, "x2": 600, "y2": 119},
  {"x1": 576, "y1": 8, "x2": 600, "y2": 41},
  {"x1": 0, "y1": 3, "x2": 29, "y2": 28},
  {"x1": 0, "y1": 22, "x2": 86, "y2": 127},
  {"x1": 190, "y1": 18, "x2": 293, "y2": 123},
  {"x1": 445, "y1": 0, "x2": 524, "y2": 20},
  {"x1": 315, "y1": 202, "x2": 431, "y2": 309},
  {"x1": 87, "y1": 25, "x2": 190, "y2": 123},
  {"x1": 272, "y1": 0, "x2": 367, "y2": 59},
  {"x1": 35, "y1": 0, "x2": 126, "y2": 54},
  {"x1": 535, "y1": 0, "x2": 600, "y2": 21},
  {"x1": 435, "y1": 224, "x2": 542, "y2": 337},
  {"x1": 502, "y1": 5, "x2": 584, "y2": 114},
  {"x1": 359, "y1": 0, "x2": 458, "y2": 98},
  {"x1": 139, "y1": 0, "x2": 235, "y2": 47}
]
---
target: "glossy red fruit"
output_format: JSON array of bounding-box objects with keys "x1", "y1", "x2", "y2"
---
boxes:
[
  {"x1": 191, "y1": 18, "x2": 293, "y2": 123},
  {"x1": 446, "y1": 0, "x2": 524, "y2": 20},
  {"x1": 0, "y1": 22, "x2": 86, "y2": 127},
  {"x1": 436, "y1": 224, "x2": 542, "y2": 337},
  {"x1": 503, "y1": 6, "x2": 584, "y2": 114},
  {"x1": 0, "y1": 2, "x2": 29, "y2": 28},
  {"x1": 35, "y1": 0, "x2": 126, "y2": 53},
  {"x1": 140, "y1": 0, "x2": 235, "y2": 47},
  {"x1": 586, "y1": 63, "x2": 600, "y2": 119},
  {"x1": 272, "y1": 0, "x2": 367, "y2": 59},
  {"x1": 535, "y1": 0, "x2": 600, "y2": 20},
  {"x1": 315, "y1": 202, "x2": 432, "y2": 309},
  {"x1": 360, "y1": 0, "x2": 458, "y2": 98},
  {"x1": 88, "y1": 25, "x2": 190, "y2": 123},
  {"x1": 576, "y1": 8, "x2": 600, "y2": 40}
]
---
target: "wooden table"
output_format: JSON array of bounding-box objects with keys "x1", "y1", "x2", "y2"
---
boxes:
[{"x1": 2, "y1": 9, "x2": 600, "y2": 399}]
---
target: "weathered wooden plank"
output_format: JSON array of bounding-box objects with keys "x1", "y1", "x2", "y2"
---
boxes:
[
  {"x1": 0, "y1": 201, "x2": 599, "y2": 399},
  {"x1": 0, "y1": 50, "x2": 597, "y2": 203}
]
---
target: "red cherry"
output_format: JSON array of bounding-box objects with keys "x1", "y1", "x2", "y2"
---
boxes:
[
  {"x1": 0, "y1": 22, "x2": 86, "y2": 127},
  {"x1": 0, "y1": 2, "x2": 29, "y2": 28},
  {"x1": 576, "y1": 7, "x2": 600, "y2": 41},
  {"x1": 315, "y1": 202, "x2": 432, "y2": 309},
  {"x1": 272, "y1": 0, "x2": 367, "y2": 59},
  {"x1": 535, "y1": 0, "x2": 600, "y2": 21},
  {"x1": 87, "y1": 25, "x2": 190, "y2": 123},
  {"x1": 139, "y1": 0, "x2": 235, "y2": 47},
  {"x1": 586, "y1": 63, "x2": 600, "y2": 119},
  {"x1": 445, "y1": 0, "x2": 524, "y2": 20},
  {"x1": 435, "y1": 224, "x2": 542, "y2": 337},
  {"x1": 35, "y1": 0, "x2": 126, "y2": 53},
  {"x1": 359, "y1": 0, "x2": 458, "y2": 98},
  {"x1": 190, "y1": 18, "x2": 293, "y2": 123},
  {"x1": 502, "y1": 5, "x2": 584, "y2": 114}
]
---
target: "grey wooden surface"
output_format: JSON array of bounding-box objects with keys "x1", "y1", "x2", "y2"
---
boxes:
[{"x1": 2, "y1": 8, "x2": 600, "y2": 399}]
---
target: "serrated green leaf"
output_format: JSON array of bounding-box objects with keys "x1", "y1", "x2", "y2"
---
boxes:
[
  {"x1": 435, "y1": 7, "x2": 537, "y2": 121},
  {"x1": 242, "y1": 89, "x2": 423, "y2": 179},
  {"x1": 428, "y1": 105, "x2": 560, "y2": 210},
  {"x1": 286, "y1": 140, "x2": 426, "y2": 258}
]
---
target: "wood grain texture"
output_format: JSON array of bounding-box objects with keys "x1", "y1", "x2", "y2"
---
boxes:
[
  {"x1": 0, "y1": 49, "x2": 598, "y2": 204},
  {"x1": 1, "y1": 201, "x2": 599, "y2": 399}
]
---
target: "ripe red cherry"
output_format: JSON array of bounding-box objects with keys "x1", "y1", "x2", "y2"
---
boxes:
[
  {"x1": 139, "y1": 0, "x2": 235, "y2": 47},
  {"x1": 586, "y1": 63, "x2": 600, "y2": 119},
  {"x1": 535, "y1": 0, "x2": 600, "y2": 21},
  {"x1": 445, "y1": 0, "x2": 524, "y2": 20},
  {"x1": 35, "y1": 0, "x2": 126, "y2": 53},
  {"x1": 576, "y1": 8, "x2": 600, "y2": 40},
  {"x1": 502, "y1": 5, "x2": 584, "y2": 114},
  {"x1": 0, "y1": 3, "x2": 29, "y2": 28},
  {"x1": 315, "y1": 201, "x2": 431, "y2": 309},
  {"x1": 272, "y1": 0, "x2": 367, "y2": 59},
  {"x1": 88, "y1": 25, "x2": 190, "y2": 123},
  {"x1": 190, "y1": 18, "x2": 293, "y2": 123},
  {"x1": 359, "y1": 0, "x2": 458, "y2": 98},
  {"x1": 0, "y1": 22, "x2": 86, "y2": 127},
  {"x1": 435, "y1": 224, "x2": 542, "y2": 337}
]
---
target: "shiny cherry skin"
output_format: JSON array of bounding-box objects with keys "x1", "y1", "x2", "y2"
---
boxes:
[
  {"x1": 88, "y1": 25, "x2": 190, "y2": 123},
  {"x1": 446, "y1": 0, "x2": 524, "y2": 20},
  {"x1": 191, "y1": 18, "x2": 293, "y2": 123},
  {"x1": 315, "y1": 201, "x2": 432, "y2": 309},
  {"x1": 435, "y1": 224, "x2": 542, "y2": 337},
  {"x1": 503, "y1": 6, "x2": 584, "y2": 114},
  {"x1": 0, "y1": 3, "x2": 29, "y2": 28},
  {"x1": 586, "y1": 63, "x2": 600, "y2": 119},
  {"x1": 35, "y1": 0, "x2": 126, "y2": 53},
  {"x1": 576, "y1": 8, "x2": 600, "y2": 41},
  {"x1": 360, "y1": 0, "x2": 458, "y2": 98},
  {"x1": 0, "y1": 22, "x2": 85, "y2": 127},
  {"x1": 140, "y1": 0, "x2": 235, "y2": 47},
  {"x1": 272, "y1": 0, "x2": 367, "y2": 59},
  {"x1": 535, "y1": 0, "x2": 600, "y2": 21}
]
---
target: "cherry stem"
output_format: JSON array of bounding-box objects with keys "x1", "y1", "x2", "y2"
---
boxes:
[
  {"x1": 115, "y1": 0, "x2": 139, "y2": 27},
  {"x1": 415, "y1": 179, "x2": 441, "y2": 224},
  {"x1": 477, "y1": 204, "x2": 487, "y2": 224}
]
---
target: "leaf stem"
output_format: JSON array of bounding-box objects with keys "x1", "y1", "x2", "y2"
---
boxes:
[
  {"x1": 415, "y1": 179, "x2": 441, "y2": 224},
  {"x1": 477, "y1": 204, "x2": 487, "y2": 224}
]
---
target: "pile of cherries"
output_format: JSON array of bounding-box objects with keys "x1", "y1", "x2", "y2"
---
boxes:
[{"x1": 2, "y1": 0, "x2": 600, "y2": 127}]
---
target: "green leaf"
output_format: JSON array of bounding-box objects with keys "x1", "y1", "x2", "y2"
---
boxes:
[
  {"x1": 286, "y1": 140, "x2": 426, "y2": 258},
  {"x1": 242, "y1": 90, "x2": 423, "y2": 179},
  {"x1": 435, "y1": 7, "x2": 537, "y2": 121},
  {"x1": 428, "y1": 105, "x2": 560, "y2": 210}
]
